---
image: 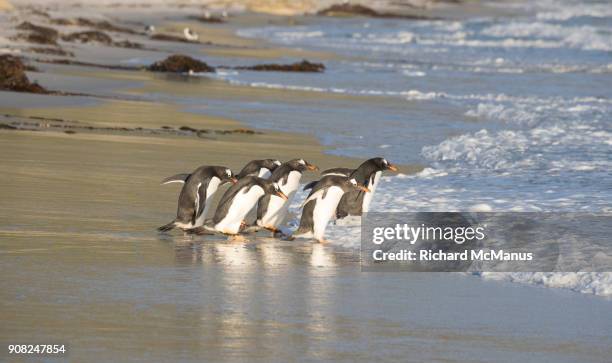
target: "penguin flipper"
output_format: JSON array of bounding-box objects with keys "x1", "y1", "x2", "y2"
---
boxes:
[
  {"x1": 335, "y1": 193, "x2": 352, "y2": 219},
  {"x1": 256, "y1": 194, "x2": 270, "y2": 221},
  {"x1": 161, "y1": 173, "x2": 190, "y2": 185},
  {"x1": 296, "y1": 200, "x2": 316, "y2": 234},
  {"x1": 300, "y1": 188, "x2": 327, "y2": 208},
  {"x1": 302, "y1": 180, "x2": 318, "y2": 191},
  {"x1": 195, "y1": 182, "x2": 207, "y2": 223},
  {"x1": 335, "y1": 189, "x2": 364, "y2": 219}
]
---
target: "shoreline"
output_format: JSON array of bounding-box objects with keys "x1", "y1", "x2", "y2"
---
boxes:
[
  {"x1": 0, "y1": 5, "x2": 422, "y2": 242},
  {"x1": 1, "y1": 2, "x2": 612, "y2": 362}
]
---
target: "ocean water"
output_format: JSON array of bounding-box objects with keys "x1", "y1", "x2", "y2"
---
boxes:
[{"x1": 190, "y1": 0, "x2": 612, "y2": 296}]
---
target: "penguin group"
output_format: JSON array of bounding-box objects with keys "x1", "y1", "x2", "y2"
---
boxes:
[{"x1": 159, "y1": 157, "x2": 398, "y2": 243}]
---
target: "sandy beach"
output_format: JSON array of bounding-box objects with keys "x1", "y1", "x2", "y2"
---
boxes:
[{"x1": 1, "y1": 1, "x2": 611, "y2": 362}]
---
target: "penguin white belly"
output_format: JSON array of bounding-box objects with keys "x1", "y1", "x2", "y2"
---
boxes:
[
  {"x1": 215, "y1": 186, "x2": 265, "y2": 234},
  {"x1": 259, "y1": 171, "x2": 302, "y2": 228},
  {"x1": 313, "y1": 186, "x2": 345, "y2": 241},
  {"x1": 258, "y1": 168, "x2": 271, "y2": 179},
  {"x1": 362, "y1": 171, "x2": 381, "y2": 213},
  {"x1": 259, "y1": 196, "x2": 286, "y2": 227},
  {"x1": 196, "y1": 177, "x2": 220, "y2": 227}
]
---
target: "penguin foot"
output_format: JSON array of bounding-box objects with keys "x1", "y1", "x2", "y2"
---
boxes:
[
  {"x1": 316, "y1": 238, "x2": 329, "y2": 244},
  {"x1": 264, "y1": 227, "x2": 292, "y2": 240},
  {"x1": 280, "y1": 234, "x2": 295, "y2": 241},
  {"x1": 241, "y1": 224, "x2": 260, "y2": 234}
]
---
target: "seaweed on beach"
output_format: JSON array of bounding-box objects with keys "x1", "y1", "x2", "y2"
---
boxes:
[
  {"x1": 28, "y1": 47, "x2": 75, "y2": 57},
  {"x1": 1, "y1": 113, "x2": 262, "y2": 137},
  {"x1": 179, "y1": 126, "x2": 198, "y2": 132},
  {"x1": 150, "y1": 33, "x2": 201, "y2": 44},
  {"x1": 147, "y1": 55, "x2": 215, "y2": 73},
  {"x1": 0, "y1": 123, "x2": 18, "y2": 130},
  {"x1": 188, "y1": 15, "x2": 225, "y2": 23},
  {"x1": 16, "y1": 22, "x2": 59, "y2": 37},
  {"x1": 14, "y1": 21, "x2": 59, "y2": 45},
  {"x1": 317, "y1": 4, "x2": 439, "y2": 20},
  {"x1": 61, "y1": 31, "x2": 144, "y2": 49},
  {"x1": 213, "y1": 128, "x2": 260, "y2": 135},
  {"x1": 0, "y1": 55, "x2": 48, "y2": 93},
  {"x1": 236, "y1": 60, "x2": 325, "y2": 73},
  {"x1": 113, "y1": 40, "x2": 144, "y2": 49},
  {"x1": 34, "y1": 58, "x2": 141, "y2": 71},
  {"x1": 51, "y1": 17, "x2": 140, "y2": 35},
  {"x1": 62, "y1": 31, "x2": 113, "y2": 45}
]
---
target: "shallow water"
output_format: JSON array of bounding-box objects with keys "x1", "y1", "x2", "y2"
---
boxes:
[
  {"x1": 2, "y1": 0, "x2": 612, "y2": 361},
  {"x1": 3, "y1": 234, "x2": 612, "y2": 362},
  {"x1": 182, "y1": 0, "x2": 612, "y2": 296},
  {"x1": 1, "y1": 122, "x2": 611, "y2": 362}
]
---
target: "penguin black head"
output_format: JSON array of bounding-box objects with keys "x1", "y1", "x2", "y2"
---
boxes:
[
  {"x1": 237, "y1": 159, "x2": 282, "y2": 179},
  {"x1": 263, "y1": 159, "x2": 282, "y2": 172},
  {"x1": 287, "y1": 158, "x2": 318, "y2": 172},
  {"x1": 370, "y1": 157, "x2": 399, "y2": 172},
  {"x1": 262, "y1": 180, "x2": 288, "y2": 200},
  {"x1": 213, "y1": 166, "x2": 237, "y2": 185}
]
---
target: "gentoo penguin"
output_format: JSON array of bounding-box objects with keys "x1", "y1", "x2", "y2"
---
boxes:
[
  {"x1": 256, "y1": 159, "x2": 318, "y2": 234},
  {"x1": 303, "y1": 157, "x2": 398, "y2": 219},
  {"x1": 236, "y1": 159, "x2": 281, "y2": 179},
  {"x1": 183, "y1": 27, "x2": 199, "y2": 41},
  {"x1": 295, "y1": 176, "x2": 369, "y2": 243},
  {"x1": 144, "y1": 25, "x2": 155, "y2": 35},
  {"x1": 158, "y1": 166, "x2": 236, "y2": 232},
  {"x1": 213, "y1": 176, "x2": 287, "y2": 235}
]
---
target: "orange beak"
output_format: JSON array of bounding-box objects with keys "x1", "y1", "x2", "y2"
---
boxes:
[
  {"x1": 276, "y1": 191, "x2": 289, "y2": 200},
  {"x1": 230, "y1": 177, "x2": 238, "y2": 184},
  {"x1": 388, "y1": 164, "x2": 398, "y2": 172},
  {"x1": 358, "y1": 184, "x2": 371, "y2": 193},
  {"x1": 307, "y1": 163, "x2": 319, "y2": 171}
]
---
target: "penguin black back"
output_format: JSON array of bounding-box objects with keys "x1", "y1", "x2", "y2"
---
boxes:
[{"x1": 236, "y1": 159, "x2": 281, "y2": 179}]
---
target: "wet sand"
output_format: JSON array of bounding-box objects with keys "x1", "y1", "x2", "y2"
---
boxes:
[
  {"x1": 1, "y1": 2, "x2": 610, "y2": 362},
  {"x1": 2, "y1": 232, "x2": 611, "y2": 362}
]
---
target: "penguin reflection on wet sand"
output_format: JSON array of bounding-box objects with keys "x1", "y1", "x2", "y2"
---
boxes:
[
  {"x1": 212, "y1": 176, "x2": 288, "y2": 239},
  {"x1": 255, "y1": 159, "x2": 318, "y2": 235},
  {"x1": 304, "y1": 157, "x2": 398, "y2": 219},
  {"x1": 236, "y1": 159, "x2": 281, "y2": 179},
  {"x1": 158, "y1": 166, "x2": 236, "y2": 233},
  {"x1": 295, "y1": 176, "x2": 370, "y2": 243}
]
